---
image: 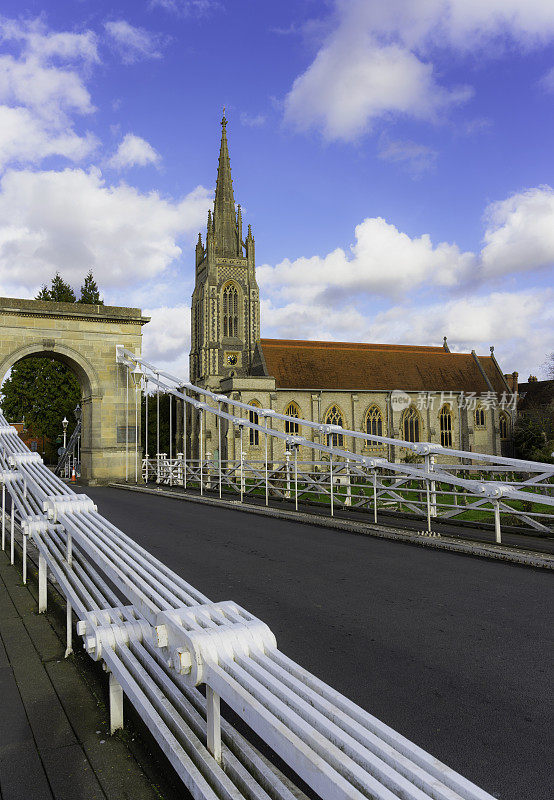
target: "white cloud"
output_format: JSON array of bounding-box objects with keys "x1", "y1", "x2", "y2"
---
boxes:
[
  {"x1": 109, "y1": 133, "x2": 160, "y2": 169},
  {"x1": 481, "y1": 185, "x2": 554, "y2": 277},
  {"x1": 259, "y1": 184, "x2": 554, "y2": 307},
  {"x1": 378, "y1": 137, "x2": 437, "y2": 176},
  {"x1": 142, "y1": 305, "x2": 191, "y2": 377},
  {"x1": 0, "y1": 167, "x2": 212, "y2": 292},
  {"x1": 0, "y1": 105, "x2": 97, "y2": 169},
  {"x1": 258, "y1": 216, "x2": 475, "y2": 302},
  {"x1": 104, "y1": 21, "x2": 164, "y2": 64},
  {"x1": 284, "y1": 34, "x2": 471, "y2": 141},
  {"x1": 284, "y1": 0, "x2": 554, "y2": 141},
  {"x1": 240, "y1": 112, "x2": 266, "y2": 128},
  {"x1": 366, "y1": 289, "x2": 554, "y2": 377},
  {"x1": 0, "y1": 17, "x2": 100, "y2": 171},
  {"x1": 148, "y1": 0, "x2": 219, "y2": 16},
  {"x1": 0, "y1": 20, "x2": 97, "y2": 124},
  {"x1": 261, "y1": 290, "x2": 553, "y2": 379},
  {"x1": 0, "y1": 17, "x2": 98, "y2": 65},
  {"x1": 258, "y1": 183, "x2": 554, "y2": 377},
  {"x1": 539, "y1": 65, "x2": 554, "y2": 92}
]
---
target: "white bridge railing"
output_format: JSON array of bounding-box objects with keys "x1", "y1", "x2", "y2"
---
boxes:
[
  {"x1": 146, "y1": 455, "x2": 554, "y2": 539},
  {"x1": 116, "y1": 347, "x2": 554, "y2": 542},
  {"x1": 1, "y1": 408, "x2": 500, "y2": 796}
]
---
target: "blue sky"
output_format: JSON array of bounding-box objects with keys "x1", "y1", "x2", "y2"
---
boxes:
[{"x1": 0, "y1": 0, "x2": 552, "y2": 380}]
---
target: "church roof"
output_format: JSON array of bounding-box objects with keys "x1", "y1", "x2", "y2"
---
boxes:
[{"x1": 258, "y1": 338, "x2": 508, "y2": 394}]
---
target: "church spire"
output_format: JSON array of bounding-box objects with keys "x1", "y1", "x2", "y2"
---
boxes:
[{"x1": 213, "y1": 110, "x2": 238, "y2": 257}]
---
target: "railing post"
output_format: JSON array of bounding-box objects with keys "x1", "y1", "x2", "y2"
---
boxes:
[
  {"x1": 65, "y1": 529, "x2": 73, "y2": 658},
  {"x1": 183, "y1": 396, "x2": 187, "y2": 489},
  {"x1": 169, "y1": 395, "x2": 173, "y2": 487},
  {"x1": 38, "y1": 553, "x2": 47, "y2": 613},
  {"x1": 206, "y1": 451, "x2": 212, "y2": 489},
  {"x1": 430, "y1": 455, "x2": 437, "y2": 518},
  {"x1": 494, "y1": 500, "x2": 502, "y2": 544},
  {"x1": 206, "y1": 686, "x2": 222, "y2": 763},
  {"x1": 285, "y1": 449, "x2": 291, "y2": 499},
  {"x1": 265, "y1": 429, "x2": 269, "y2": 506},
  {"x1": 10, "y1": 503, "x2": 14, "y2": 564},
  {"x1": 345, "y1": 458, "x2": 351, "y2": 507},
  {"x1": 200, "y1": 408, "x2": 204, "y2": 496},
  {"x1": 372, "y1": 468, "x2": 378, "y2": 524},
  {"x1": 218, "y1": 403, "x2": 222, "y2": 499},
  {"x1": 425, "y1": 454, "x2": 432, "y2": 534},
  {"x1": 109, "y1": 672, "x2": 124, "y2": 734},
  {"x1": 240, "y1": 424, "x2": 244, "y2": 502},
  {"x1": 22, "y1": 530, "x2": 27, "y2": 584},
  {"x1": 145, "y1": 385, "x2": 149, "y2": 483},
  {"x1": 156, "y1": 376, "x2": 160, "y2": 450},
  {"x1": 294, "y1": 445, "x2": 299, "y2": 511},
  {"x1": 135, "y1": 377, "x2": 139, "y2": 483}
]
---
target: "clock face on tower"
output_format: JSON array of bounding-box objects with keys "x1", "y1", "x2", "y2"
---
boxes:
[{"x1": 225, "y1": 352, "x2": 239, "y2": 367}]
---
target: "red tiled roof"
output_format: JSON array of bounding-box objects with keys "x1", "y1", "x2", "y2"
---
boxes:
[{"x1": 259, "y1": 339, "x2": 507, "y2": 394}]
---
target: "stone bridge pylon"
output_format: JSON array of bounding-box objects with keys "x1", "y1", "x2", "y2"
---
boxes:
[{"x1": 0, "y1": 297, "x2": 149, "y2": 483}]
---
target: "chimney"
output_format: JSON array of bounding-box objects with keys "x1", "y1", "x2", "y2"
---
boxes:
[{"x1": 503, "y1": 371, "x2": 519, "y2": 392}]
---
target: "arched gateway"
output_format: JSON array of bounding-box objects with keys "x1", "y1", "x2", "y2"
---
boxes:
[{"x1": 0, "y1": 296, "x2": 149, "y2": 483}]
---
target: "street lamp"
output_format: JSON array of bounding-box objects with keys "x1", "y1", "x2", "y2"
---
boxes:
[
  {"x1": 73, "y1": 405, "x2": 81, "y2": 476},
  {"x1": 62, "y1": 417, "x2": 68, "y2": 450},
  {"x1": 131, "y1": 365, "x2": 143, "y2": 483}
]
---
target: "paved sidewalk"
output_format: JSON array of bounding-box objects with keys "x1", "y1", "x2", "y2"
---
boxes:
[{"x1": 0, "y1": 547, "x2": 178, "y2": 800}]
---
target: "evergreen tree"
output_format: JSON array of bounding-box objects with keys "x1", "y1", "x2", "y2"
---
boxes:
[
  {"x1": 80, "y1": 270, "x2": 103, "y2": 304},
  {"x1": 37, "y1": 272, "x2": 77, "y2": 302},
  {"x1": 36, "y1": 285, "x2": 51, "y2": 301},
  {"x1": 141, "y1": 392, "x2": 173, "y2": 455},
  {"x1": 1, "y1": 359, "x2": 81, "y2": 461}
]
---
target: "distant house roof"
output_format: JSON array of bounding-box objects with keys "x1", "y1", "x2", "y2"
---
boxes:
[
  {"x1": 517, "y1": 379, "x2": 554, "y2": 412},
  {"x1": 256, "y1": 338, "x2": 508, "y2": 394}
]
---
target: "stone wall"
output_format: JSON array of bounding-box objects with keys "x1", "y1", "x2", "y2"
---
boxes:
[{"x1": 0, "y1": 297, "x2": 149, "y2": 484}]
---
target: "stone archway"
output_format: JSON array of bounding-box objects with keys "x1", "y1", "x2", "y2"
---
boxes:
[{"x1": 0, "y1": 297, "x2": 149, "y2": 483}]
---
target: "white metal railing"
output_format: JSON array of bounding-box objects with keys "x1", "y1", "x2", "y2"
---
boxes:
[
  {"x1": 115, "y1": 347, "x2": 554, "y2": 543},
  {"x1": 1, "y1": 408, "x2": 499, "y2": 800},
  {"x1": 144, "y1": 455, "x2": 554, "y2": 539}
]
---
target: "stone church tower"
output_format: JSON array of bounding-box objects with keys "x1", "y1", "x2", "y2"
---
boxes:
[
  {"x1": 185, "y1": 113, "x2": 514, "y2": 464},
  {"x1": 189, "y1": 113, "x2": 260, "y2": 388}
]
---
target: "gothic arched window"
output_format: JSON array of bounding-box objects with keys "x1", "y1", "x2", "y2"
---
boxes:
[
  {"x1": 325, "y1": 405, "x2": 344, "y2": 447},
  {"x1": 439, "y1": 404, "x2": 453, "y2": 448},
  {"x1": 249, "y1": 401, "x2": 260, "y2": 446},
  {"x1": 364, "y1": 405, "x2": 383, "y2": 438},
  {"x1": 475, "y1": 406, "x2": 486, "y2": 428},
  {"x1": 222, "y1": 283, "x2": 239, "y2": 338},
  {"x1": 284, "y1": 402, "x2": 300, "y2": 435},
  {"x1": 499, "y1": 411, "x2": 510, "y2": 440},
  {"x1": 402, "y1": 406, "x2": 420, "y2": 443}
]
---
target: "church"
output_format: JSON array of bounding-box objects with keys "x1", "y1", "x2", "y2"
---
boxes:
[{"x1": 188, "y1": 115, "x2": 516, "y2": 462}]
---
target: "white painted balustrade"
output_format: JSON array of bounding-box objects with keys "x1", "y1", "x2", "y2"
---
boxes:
[{"x1": 0, "y1": 398, "x2": 500, "y2": 800}]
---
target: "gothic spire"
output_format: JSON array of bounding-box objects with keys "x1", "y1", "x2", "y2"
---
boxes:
[{"x1": 213, "y1": 110, "x2": 238, "y2": 257}]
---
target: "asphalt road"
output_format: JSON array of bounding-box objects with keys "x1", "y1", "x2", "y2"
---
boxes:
[
  {"x1": 145, "y1": 481, "x2": 554, "y2": 555},
  {"x1": 86, "y1": 486, "x2": 553, "y2": 800}
]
